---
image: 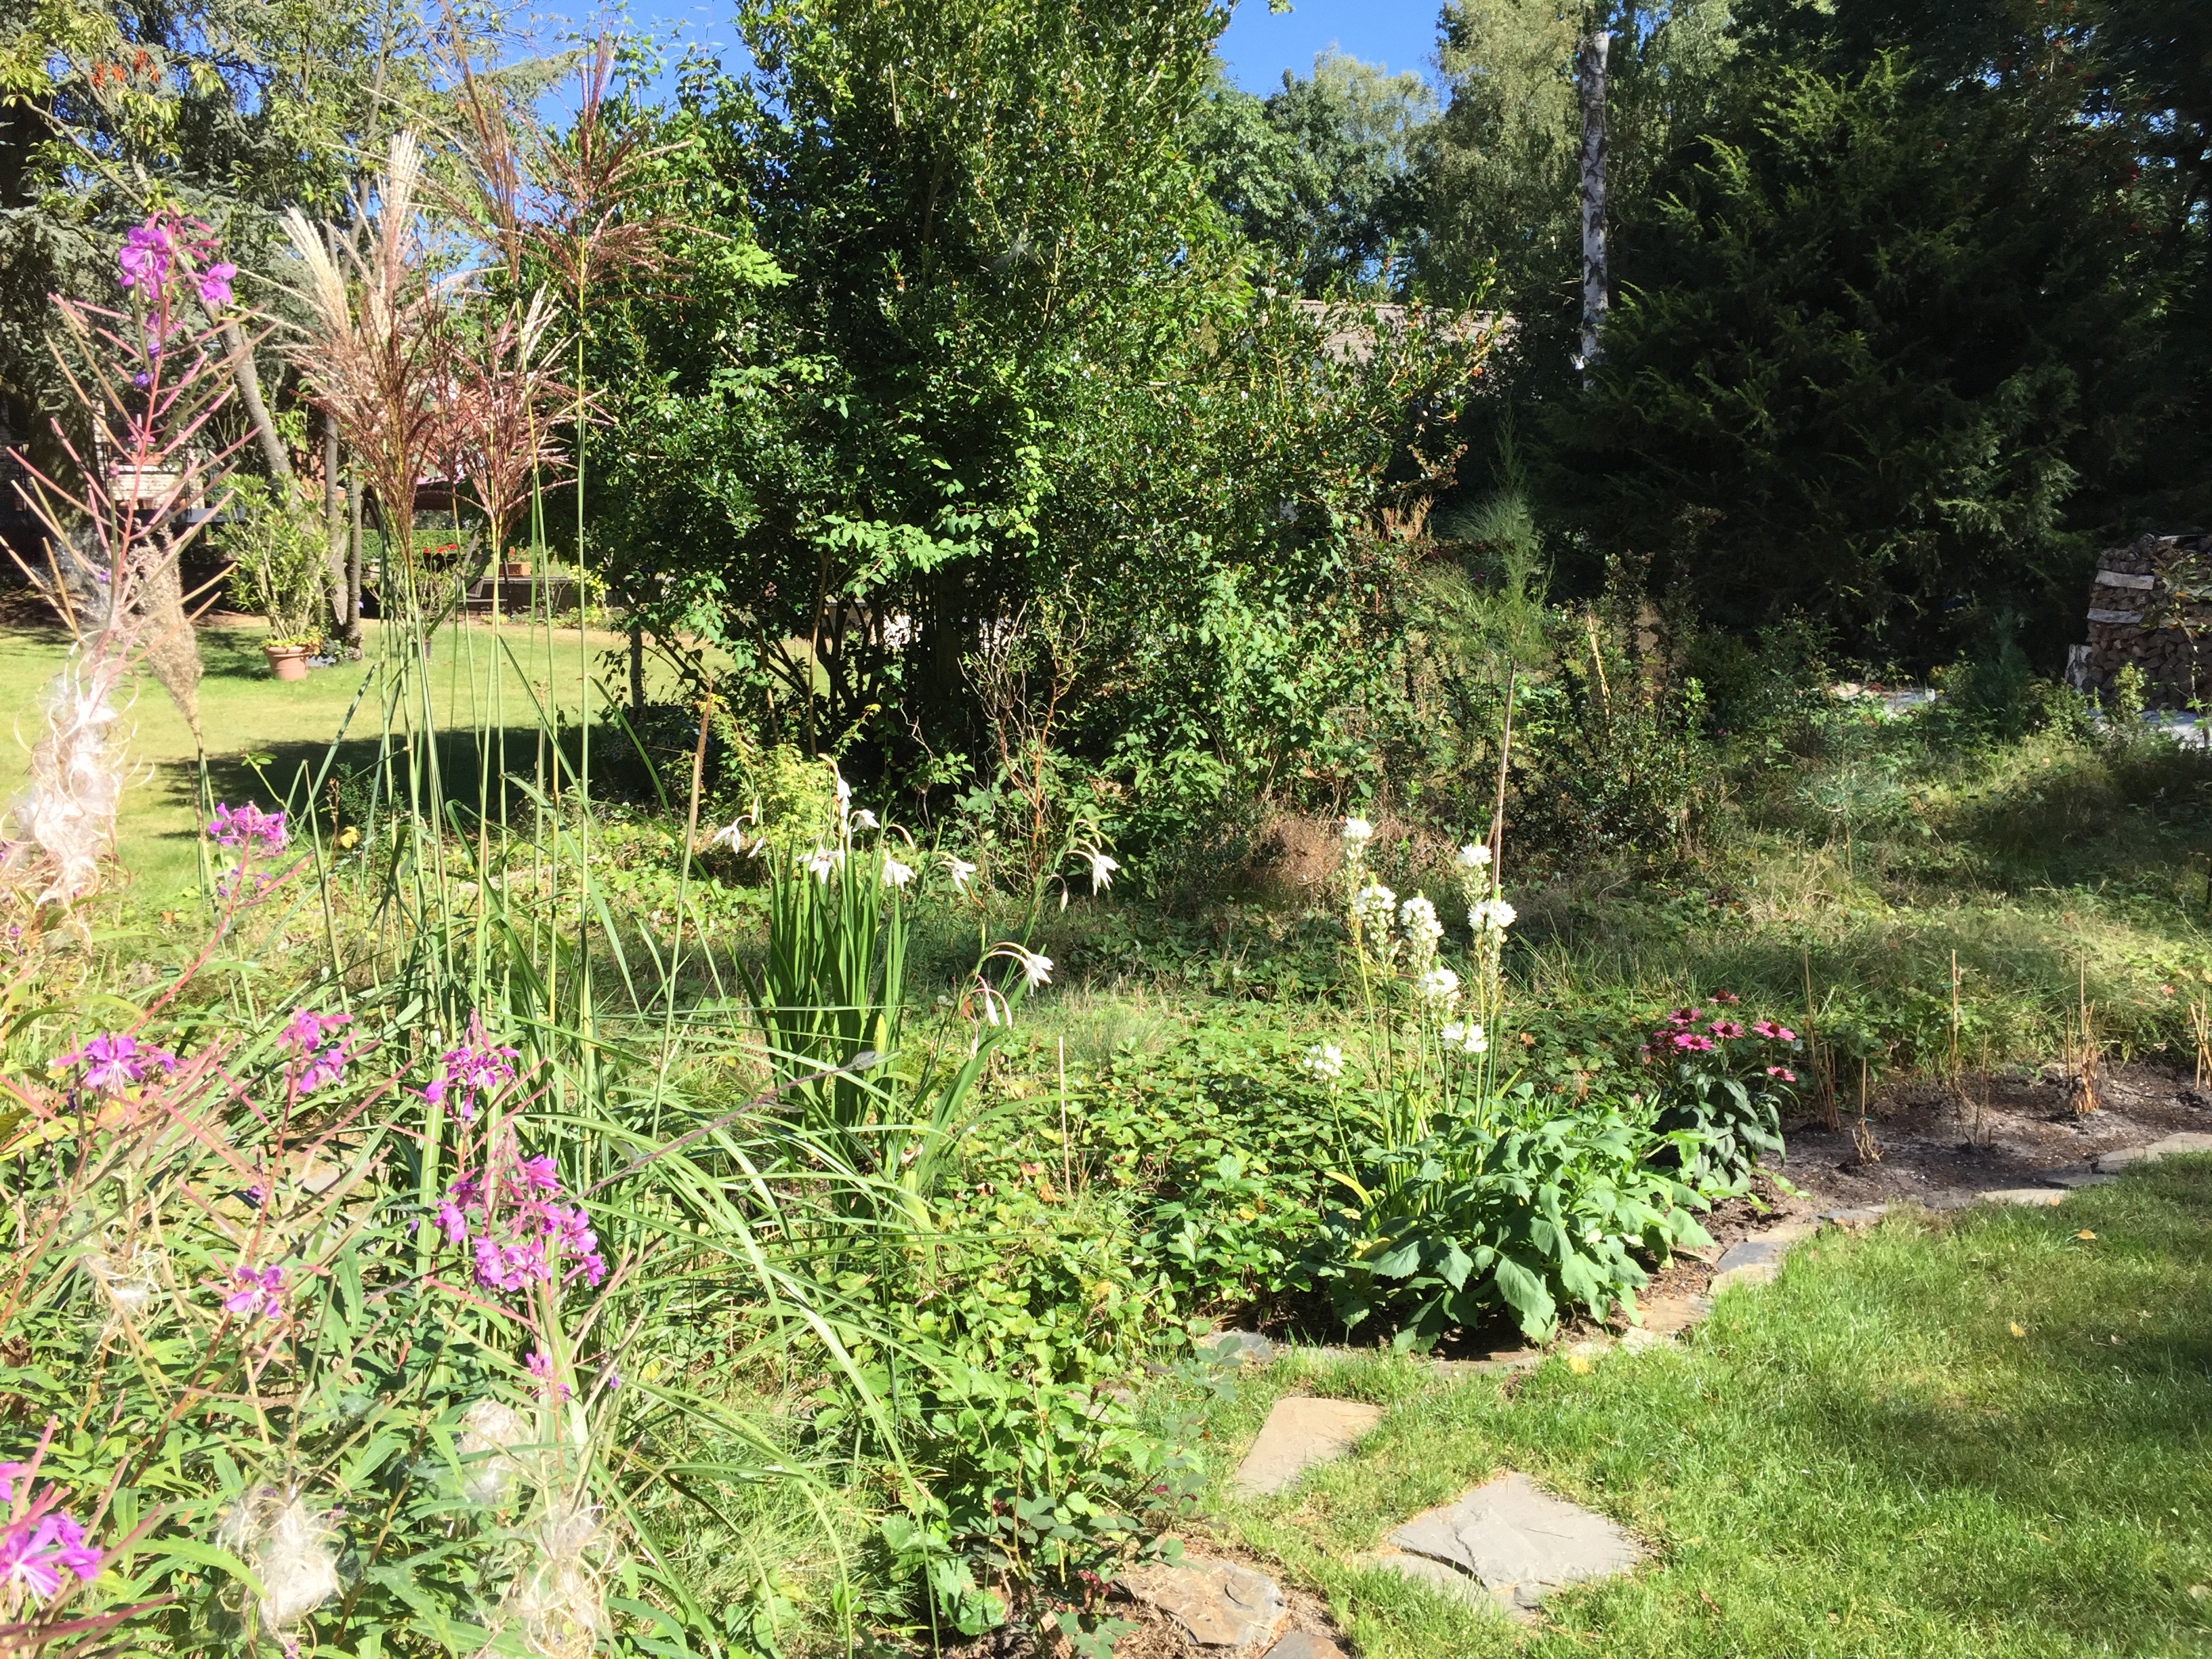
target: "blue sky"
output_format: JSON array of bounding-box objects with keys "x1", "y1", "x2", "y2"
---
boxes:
[{"x1": 527, "y1": 0, "x2": 1446, "y2": 97}]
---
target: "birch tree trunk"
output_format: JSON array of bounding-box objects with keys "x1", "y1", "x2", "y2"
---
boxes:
[{"x1": 1578, "y1": 29, "x2": 1612, "y2": 373}]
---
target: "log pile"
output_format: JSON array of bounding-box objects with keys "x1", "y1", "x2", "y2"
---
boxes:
[{"x1": 2078, "y1": 532, "x2": 2212, "y2": 705}]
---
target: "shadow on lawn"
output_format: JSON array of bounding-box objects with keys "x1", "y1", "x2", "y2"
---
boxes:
[{"x1": 146, "y1": 724, "x2": 579, "y2": 848}]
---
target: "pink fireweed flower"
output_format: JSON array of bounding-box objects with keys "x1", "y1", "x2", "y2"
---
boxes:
[
  {"x1": 1709, "y1": 1019, "x2": 1746, "y2": 1040},
  {"x1": 1668, "y1": 1032, "x2": 1717, "y2": 1052},
  {"x1": 197, "y1": 261, "x2": 237, "y2": 309},
  {"x1": 208, "y1": 802, "x2": 287, "y2": 855},
  {"x1": 0, "y1": 1464, "x2": 27, "y2": 1506},
  {"x1": 1664, "y1": 1007, "x2": 1702, "y2": 1027},
  {"x1": 280, "y1": 1009, "x2": 352, "y2": 1094},
  {"x1": 117, "y1": 220, "x2": 173, "y2": 295},
  {"x1": 524, "y1": 1351, "x2": 571, "y2": 1399},
  {"x1": 438, "y1": 1146, "x2": 606, "y2": 1296},
  {"x1": 419, "y1": 1015, "x2": 520, "y2": 1123},
  {"x1": 223, "y1": 1264, "x2": 286, "y2": 1322},
  {"x1": 1765, "y1": 1065, "x2": 1799, "y2": 1083},
  {"x1": 0, "y1": 1511, "x2": 102, "y2": 1601},
  {"x1": 1751, "y1": 1020, "x2": 1799, "y2": 1043},
  {"x1": 54, "y1": 1033, "x2": 177, "y2": 1092}
]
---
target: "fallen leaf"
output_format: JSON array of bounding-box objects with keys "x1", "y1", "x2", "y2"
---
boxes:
[
  {"x1": 2075, "y1": 1229, "x2": 2096, "y2": 1240},
  {"x1": 1698, "y1": 1590, "x2": 1722, "y2": 1618},
  {"x1": 2009, "y1": 1322, "x2": 2026, "y2": 1338}
]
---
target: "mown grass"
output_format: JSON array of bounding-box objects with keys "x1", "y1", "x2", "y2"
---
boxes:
[
  {"x1": 1183, "y1": 1160, "x2": 2212, "y2": 1658},
  {"x1": 0, "y1": 617, "x2": 636, "y2": 895}
]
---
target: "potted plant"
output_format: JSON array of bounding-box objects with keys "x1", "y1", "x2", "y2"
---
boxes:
[
  {"x1": 220, "y1": 476, "x2": 332, "y2": 679},
  {"x1": 262, "y1": 634, "x2": 319, "y2": 681}
]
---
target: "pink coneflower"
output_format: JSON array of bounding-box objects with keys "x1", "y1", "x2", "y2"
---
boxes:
[
  {"x1": 1669, "y1": 1032, "x2": 1716, "y2": 1052},
  {"x1": 1711, "y1": 991, "x2": 1740, "y2": 1004},
  {"x1": 1665, "y1": 1007, "x2": 1702, "y2": 1027},
  {"x1": 1765, "y1": 1065, "x2": 1798, "y2": 1083},
  {"x1": 1709, "y1": 1019, "x2": 1745, "y2": 1040},
  {"x1": 1752, "y1": 1021, "x2": 1798, "y2": 1042}
]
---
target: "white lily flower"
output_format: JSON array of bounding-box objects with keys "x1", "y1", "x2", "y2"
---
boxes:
[
  {"x1": 852, "y1": 808, "x2": 880, "y2": 831},
  {"x1": 945, "y1": 854, "x2": 979, "y2": 892},
  {"x1": 1010, "y1": 946, "x2": 1053, "y2": 989},
  {"x1": 805, "y1": 846, "x2": 841, "y2": 883},
  {"x1": 1084, "y1": 849, "x2": 1120, "y2": 891},
  {"x1": 708, "y1": 819, "x2": 750, "y2": 851},
  {"x1": 832, "y1": 772, "x2": 852, "y2": 808},
  {"x1": 882, "y1": 854, "x2": 914, "y2": 889}
]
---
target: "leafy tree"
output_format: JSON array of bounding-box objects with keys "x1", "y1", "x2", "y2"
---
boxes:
[
  {"x1": 1195, "y1": 49, "x2": 1438, "y2": 295},
  {"x1": 1540, "y1": 54, "x2": 2176, "y2": 661}
]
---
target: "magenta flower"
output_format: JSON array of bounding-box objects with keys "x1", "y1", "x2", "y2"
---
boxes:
[
  {"x1": 222, "y1": 1264, "x2": 286, "y2": 1322},
  {"x1": 54, "y1": 1033, "x2": 176, "y2": 1092},
  {"x1": 1664, "y1": 1007, "x2": 1702, "y2": 1028},
  {"x1": 0, "y1": 1511, "x2": 101, "y2": 1600},
  {"x1": 419, "y1": 1014, "x2": 520, "y2": 1123},
  {"x1": 1711, "y1": 990, "x2": 1740, "y2": 1004},
  {"x1": 0, "y1": 1463, "x2": 28, "y2": 1505},
  {"x1": 1765, "y1": 1065, "x2": 1798, "y2": 1082},
  {"x1": 524, "y1": 1351, "x2": 571, "y2": 1399},
  {"x1": 1668, "y1": 1031, "x2": 1716, "y2": 1052},
  {"x1": 117, "y1": 220, "x2": 173, "y2": 294},
  {"x1": 1708, "y1": 1019, "x2": 1745, "y2": 1040},
  {"x1": 197, "y1": 261, "x2": 237, "y2": 308},
  {"x1": 436, "y1": 1146, "x2": 605, "y2": 1296},
  {"x1": 1752, "y1": 1020, "x2": 1799, "y2": 1043},
  {"x1": 280, "y1": 1008, "x2": 352, "y2": 1094},
  {"x1": 208, "y1": 802, "x2": 287, "y2": 855}
]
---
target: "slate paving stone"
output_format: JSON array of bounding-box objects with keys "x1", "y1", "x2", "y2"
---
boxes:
[
  {"x1": 1231, "y1": 1397, "x2": 1383, "y2": 1497},
  {"x1": 1200, "y1": 1330, "x2": 1278, "y2": 1369},
  {"x1": 1118, "y1": 1558, "x2": 1285, "y2": 1648},
  {"x1": 1818, "y1": 1204, "x2": 1889, "y2": 1227},
  {"x1": 1975, "y1": 1187, "x2": 2066, "y2": 1206},
  {"x1": 2037, "y1": 1167, "x2": 2116, "y2": 1189},
  {"x1": 1384, "y1": 1471, "x2": 1643, "y2": 1610},
  {"x1": 1260, "y1": 1633, "x2": 1347, "y2": 1659},
  {"x1": 2096, "y1": 1132, "x2": 2212, "y2": 1172}
]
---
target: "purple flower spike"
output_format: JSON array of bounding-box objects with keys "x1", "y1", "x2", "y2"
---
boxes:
[
  {"x1": 419, "y1": 1013, "x2": 520, "y2": 1123},
  {"x1": 55, "y1": 1033, "x2": 177, "y2": 1092},
  {"x1": 208, "y1": 802, "x2": 287, "y2": 856}
]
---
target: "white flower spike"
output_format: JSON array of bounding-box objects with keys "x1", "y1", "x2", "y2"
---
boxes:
[
  {"x1": 1441, "y1": 1020, "x2": 1489, "y2": 1055},
  {"x1": 1415, "y1": 966, "x2": 1462, "y2": 1005},
  {"x1": 1299, "y1": 1042, "x2": 1346, "y2": 1082},
  {"x1": 1342, "y1": 817, "x2": 1374, "y2": 845},
  {"x1": 1469, "y1": 898, "x2": 1517, "y2": 933},
  {"x1": 1456, "y1": 842, "x2": 1492, "y2": 869}
]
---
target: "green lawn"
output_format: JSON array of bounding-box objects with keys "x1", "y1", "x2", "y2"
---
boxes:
[
  {"x1": 0, "y1": 618, "x2": 628, "y2": 897},
  {"x1": 1188, "y1": 1162, "x2": 2212, "y2": 1658}
]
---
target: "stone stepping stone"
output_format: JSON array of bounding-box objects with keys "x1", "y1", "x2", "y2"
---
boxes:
[
  {"x1": 1973, "y1": 1187, "x2": 2066, "y2": 1206},
  {"x1": 2037, "y1": 1166, "x2": 2116, "y2": 1189},
  {"x1": 1380, "y1": 1471, "x2": 1643, "y2": 1612},
  {"x1": 1231, "y1": 1396, "x2": 1383, "y2": 1497},
  {"x1": 1200, "y1": 1330, "x2": 1278, "y2": 1369},
  {"x1": 1818, "y1": 1204, "x2": 1889, "y2": 1228},
  {"x1": 2095, "y1": 1132, "x2": 2212, "y2": 1172},
  {"x1": 1118, "y1": 1557, "x2": 1285, "y2": 1648},
  {"x1": 1261, "y1": 1634, "x2": 1347, "y2": 1659}
]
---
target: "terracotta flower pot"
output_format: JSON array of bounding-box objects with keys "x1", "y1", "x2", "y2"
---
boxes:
[
  {"x1": 264, "y1": 643, "x2": 310, "y2": 682},
  {"x1": 499, "y1": 559, "x2": 532, "y2": 579}
]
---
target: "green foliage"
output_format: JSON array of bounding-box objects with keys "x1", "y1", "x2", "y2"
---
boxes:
[
  {"x1": 219, "y1": 476, "x2": 329, "y2": 645},
  {"x1": 1543, "y1": 52, "x2": 2171, "y2": 662},
  {"x1": 1319, "y1": 1090, "x2": 1715, "y2": 1347},
  {"x1": 1195, "y1": 51, "x2": 1437, "y2": 295}
]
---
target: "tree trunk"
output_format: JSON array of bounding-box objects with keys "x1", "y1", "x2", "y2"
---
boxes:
[
  {"x1": 220, "y1": 320, "x2": 293, "y2": 481},
  {"x1": 1577, "y1": 30, "x2": 1612, "y2": 374},
  {"x1": 346, "y1": 472, "x2": 365, "y2": 657}
]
